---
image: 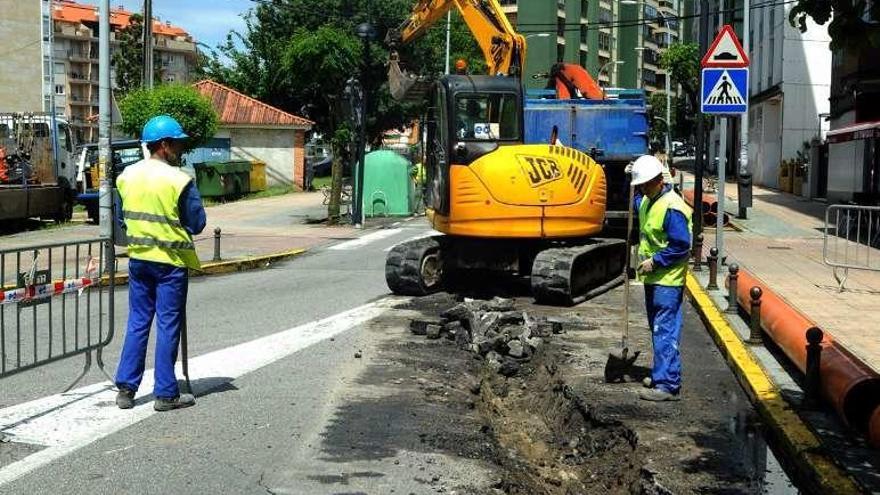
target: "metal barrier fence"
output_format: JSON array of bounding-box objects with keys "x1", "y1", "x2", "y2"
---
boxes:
[
  {"x1": 0, "y1": 237, "x2": 115, "y2": 389},
  {"x1": 823, "y1": 204, "x2": 880, "y2": 291}
]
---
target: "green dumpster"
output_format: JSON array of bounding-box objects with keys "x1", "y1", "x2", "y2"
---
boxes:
[
  {"x1": 194, "y1": 161, "x2": 252, "y2": 198},
  {"x1": 362, "y1": 150, "x2": 414, "y2": 217}
]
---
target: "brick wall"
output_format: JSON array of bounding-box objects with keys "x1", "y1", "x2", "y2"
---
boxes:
[{"x1": 293, "y1": 131, "x2": 306, "y2": 189}]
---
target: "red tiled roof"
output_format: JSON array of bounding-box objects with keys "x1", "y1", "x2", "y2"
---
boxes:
[
  {"x1": 193, "y1": 80, "x2": 314, "y2": 128},
  {"x1": 53, "y1": 0, "x2": 190, "y2": 38}
]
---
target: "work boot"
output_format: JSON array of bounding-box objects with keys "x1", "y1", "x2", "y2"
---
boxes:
[
  {"x1": 641, "y1": 377, "x2": 653, "y2": 388},
  {"x1": 116, "y1": 388, "x2": 135, "y2": 409},
  {"x1": 154, "y1": 393, "x2": 196, "y2": 412},
  {"x1": 639, "y1": 388, "x2": 681, "y2": 402}
]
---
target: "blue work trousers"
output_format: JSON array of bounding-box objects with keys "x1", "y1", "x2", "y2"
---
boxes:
[
  {"x1": 644, "y1": 284, "x2": 684, "y2": 394},
  {"x1": 115, "y1": 259, "x2": 188, "y2": 399}
]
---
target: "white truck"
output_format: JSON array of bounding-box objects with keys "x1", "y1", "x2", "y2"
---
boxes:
[{"x1": 0, "y1": 113, "x2": 78, "y2": 223}]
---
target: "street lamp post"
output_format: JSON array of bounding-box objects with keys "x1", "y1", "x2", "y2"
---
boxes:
[
  {"x1": 598, "y1": 60, "x2": 625, "y2": 98},
  {"x1": 354, "y1": 22, "x2": 376, "y2": 228}
]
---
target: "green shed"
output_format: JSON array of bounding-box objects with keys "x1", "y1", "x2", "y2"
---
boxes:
[{"x1": 362, "y1": 150, "x2": 414, "y2": 217}]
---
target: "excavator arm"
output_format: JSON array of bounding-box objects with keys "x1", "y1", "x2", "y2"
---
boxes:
[{"x1": 388, "y1": 0, "x2": 525, "y2": 76}]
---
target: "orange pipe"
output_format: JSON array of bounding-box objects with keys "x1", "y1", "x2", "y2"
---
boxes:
[
  {"x1": 681, "y1": 189, "x2": 729, "y2": 227},
  {"x1": 734, "y1": 269, "x2": 880, "y2": 444},
  {"x1": 870, "y1": 407, "x2": 880, "y2": 447}
]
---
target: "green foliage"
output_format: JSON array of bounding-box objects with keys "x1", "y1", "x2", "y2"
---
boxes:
[
  {"x1": 197, "y1": 0, "x2": 484, "y2": 141},
  {"x1": 660, "y1": 43, "x2": 700, "y2": 111},
  {"x1": 790, "y1": 1, "x2": 880, "y2": 48},
  {"x1": 118, "y1": 85, "x2": 219, "y2": 150},
  {"x1": 113, "y1": 13, "x2": 145, "y2": 94}
]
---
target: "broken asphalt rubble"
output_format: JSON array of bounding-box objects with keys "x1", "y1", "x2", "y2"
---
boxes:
[{"x1": 409, "y1": 296, "x2": 567, "y2": 377}]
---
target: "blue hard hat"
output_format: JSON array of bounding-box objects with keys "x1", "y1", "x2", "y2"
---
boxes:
[{"x1": 141, "y1": 115, "x2": 189, "y2": 144}]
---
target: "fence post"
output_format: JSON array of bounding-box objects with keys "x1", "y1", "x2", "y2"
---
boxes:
[
  {"x1": 213, "y1": 227, "x2": 221, "y2": 262},
  {"x1": 693, "y1": 233, "x2": 704, "y2": 272},
  {"x1": 726, "y1": 263, "x2": 739, "y2": 314},
  {"x1": 804, "y1": 327, "x2": 824, "y2": 409},
  {"x1": 707, "y1": 247, "x2": 719, "y2": 290},
  {"x1": 748, "y1": 286, "x2": 763, "y2": 344}
]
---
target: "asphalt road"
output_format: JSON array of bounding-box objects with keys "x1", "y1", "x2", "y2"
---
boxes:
[{"x1": 0, "y1": 216, "x2": 789, "y2": 494}]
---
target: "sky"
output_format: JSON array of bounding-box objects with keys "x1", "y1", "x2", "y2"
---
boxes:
[{"x1": 80, "y1": 0, "x2": 253, "y2": 50}]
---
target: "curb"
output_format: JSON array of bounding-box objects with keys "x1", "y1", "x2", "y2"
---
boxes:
[
  {"x1": 102, "y1": 248, "x2": 308, "y2": 286},
  {"x1": 685, "y1": 272, "x2": 861, "y2": 495}
]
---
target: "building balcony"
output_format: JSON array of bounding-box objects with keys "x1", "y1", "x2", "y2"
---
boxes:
[
  {"x1": 598, "y1": 48, "x2": 611, "y2": 58},
  {"x1": 69, "y1": 97, "x2": 98, "y2": 106},
  {"x1": 581, "y1": 43, "x2": 589, "y2": 52},
  {"x1": 154, "y1": 37, "x2": 196, "y2": 53},
  {"x1": 68, "y1": 76, "x2": 95, "y2": 85}
]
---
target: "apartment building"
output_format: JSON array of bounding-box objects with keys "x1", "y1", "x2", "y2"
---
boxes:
[
  {"x1": 51, "y1": 0, "x2": 198, "y2": 141},
  {"x1": 0, "y1": 0, "x2": 44, "y2": 111},
  {"x1": 687, "y1": 2, "x2": 831, "y2": 193},
  {"x1": 500, "y1": 0, "x2": 681, "y2": 97}
]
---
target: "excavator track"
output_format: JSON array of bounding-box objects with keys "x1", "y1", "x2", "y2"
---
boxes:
[
  {"x1": 530, "y1": 239, "x2": 627, "y2": 306},
  {"x1": 385, "y1": 236, "x2": 446, "y2": 296}
]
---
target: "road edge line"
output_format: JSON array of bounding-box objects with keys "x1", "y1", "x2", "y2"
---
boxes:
[
  {"x1": 102, "y1": 248, "x2": 308, "y2": 286},
  {"x1": 685, "y1": 272, "x2": 860, "y2": 494}
]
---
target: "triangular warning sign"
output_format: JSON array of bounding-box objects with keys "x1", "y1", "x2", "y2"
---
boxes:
[
  {"x1": 704, "y1": 70, "x2": 745, "y2": 106},
  {"x1": 702, "y1": 25, "x2": 749, "y2": 68}
]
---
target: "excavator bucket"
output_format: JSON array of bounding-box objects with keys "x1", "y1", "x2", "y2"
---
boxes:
[{"x1": 388, "y1": 53, "x2": 432, "y2": 103}]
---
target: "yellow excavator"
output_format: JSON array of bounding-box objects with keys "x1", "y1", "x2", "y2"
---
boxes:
[{"x1": 385, "y1": 0, "x2": 625, "y2": 305}]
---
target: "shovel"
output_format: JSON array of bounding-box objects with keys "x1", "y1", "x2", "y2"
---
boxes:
[
  {"x1": 180, "y1": 304, "x2": 193, "y2": 396},
  {"x1": 604, "y1": 184, "x2": 641, "y2": 383}
]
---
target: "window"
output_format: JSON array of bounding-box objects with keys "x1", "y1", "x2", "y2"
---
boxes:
[
  {"x1": 599, "y1": 32, "x2": 611, "y2": 51},
  {"x1": 581, "y1": 25, "x2": 588, "y2": 44},
  {"x1": 557, "y1": 17, "x2": 565, "y2": 37},
  {"x1": 768, "y1": 7, "x2": 775, "y2": 87},
  {"x1": 580, "y1": 51, "x2": 588, "y2": 68},
  {"x1": 54, "y1": 84, "x2": 65, "y2": 95},
  {"x1": 54, "y1": 62, "x2": 65, "y2": 75},
  {"x1": 455, "y1": 94, "x2": 519, "y2": 141}
]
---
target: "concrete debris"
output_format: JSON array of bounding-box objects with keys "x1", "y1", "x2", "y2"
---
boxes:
[
  {"x1": 409, "y1": 298, "x2": 569, "y2": 377},
  {"x1": 354, "y1": 350, "x2": 363, "y2": 359},
  {"x1": 426, "y1": 324, "x2": 442, "y2": 340}
]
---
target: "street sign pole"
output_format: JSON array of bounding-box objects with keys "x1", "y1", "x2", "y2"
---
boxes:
[
  {"x1": 717, "y1": 117, "x2": 727, "y2": 263},
  {"x1": 694, "y1": 0, "x2": 709, "y2": 239}
]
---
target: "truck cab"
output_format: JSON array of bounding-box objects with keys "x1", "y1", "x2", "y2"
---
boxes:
[{"x1": 0, "y1": 113, "x2": 78, "y2": 222}]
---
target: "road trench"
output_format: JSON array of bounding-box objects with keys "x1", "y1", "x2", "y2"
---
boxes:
[{"x1": 379, "y1": 290, "x2": 776, "y2": 494}]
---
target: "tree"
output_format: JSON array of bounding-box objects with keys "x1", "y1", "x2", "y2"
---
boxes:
[
  {"x1": 199, "y1": 0, "x2": 483, "y2": 142},
  {"x1": 660, "y1": 43, "x2": 699, "y2": 118},
  {"x1": 112, "y1": 13, "x2": 163, "y2": 94},
  {"x1": 118, "y1": 85, "x2": 219, "y2": 150},
  {"x1": 790, "y1": 1, "x2": 880, "y2": 48},
  {"x1": 113, "y1": 13, "x2": 145, "y2": 94}
]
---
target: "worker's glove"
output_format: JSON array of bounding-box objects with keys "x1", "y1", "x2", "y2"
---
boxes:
[{"x1": 638, "y1": 258, "x2": 655, "y2": 274}]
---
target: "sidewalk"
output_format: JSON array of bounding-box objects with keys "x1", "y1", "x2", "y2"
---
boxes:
[
  {"x1": 682, "y1": 172, "x2": 880, "y2": 375},
  {"x1": 0, "y1": 192, "x2": 360, "y2": 286}
]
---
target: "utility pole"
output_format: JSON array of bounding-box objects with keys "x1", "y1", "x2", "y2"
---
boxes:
[
  {"x1": 445, "y1": 11, "x2": 451, "y2": 75},
  {"x1": 98, "y1": 0, "x2": 115, "y2": 269},
  {"x1": 694, "y1": 0, "x2": 709, "y2": 238},
  {"x1": 353, "y1": 23, "x2": 376, "y2": 227},
  {"x1": 737, "y1": 0, "x2": 751, "y2": 219},
  {"x1": 143, "y1": 0, "x2": 153, "y2": 89}
]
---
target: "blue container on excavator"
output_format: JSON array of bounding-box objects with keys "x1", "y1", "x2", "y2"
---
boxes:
[{"x1": 524, "y1": 88, "x2": 649, "y2": 221}]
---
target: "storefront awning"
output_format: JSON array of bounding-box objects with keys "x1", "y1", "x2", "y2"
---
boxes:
[{"x1": 827, "y1": 121, "x2": 880, "y2": 144}]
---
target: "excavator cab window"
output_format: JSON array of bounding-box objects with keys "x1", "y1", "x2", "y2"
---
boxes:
[
  {"x1": 454, "y1": 94, "x2": 519, "y2": 141},
  {"x1": 425, "y1": 84, "x2": 451, "y2": 215}
]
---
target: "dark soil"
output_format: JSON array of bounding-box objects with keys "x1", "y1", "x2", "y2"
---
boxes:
[{"x1": 390, "y1": 290, "x2": 761, "y2": 494}]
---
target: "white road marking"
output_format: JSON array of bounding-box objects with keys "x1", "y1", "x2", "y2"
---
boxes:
[
  {"x1": 383, "y1": 230, "x2": 443, "y2": 252},
  {"x1": 0, "y1": 299, "x2": 398, "y2": 487},
  {"x1": 328, "y1": 228, "x2": 403, "y2": 250}
]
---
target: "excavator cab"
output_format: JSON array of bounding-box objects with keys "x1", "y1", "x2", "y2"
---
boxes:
[{"x1": 423, "y1": 74, "x2": 523, "y2": 216}]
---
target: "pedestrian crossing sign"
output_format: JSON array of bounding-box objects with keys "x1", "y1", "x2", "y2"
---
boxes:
[{"x1": 701, "y1": 68, "x2": 748, "y2": 115}]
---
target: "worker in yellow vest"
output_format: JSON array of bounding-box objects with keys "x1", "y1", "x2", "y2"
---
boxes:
[
  {"x1": 114, "y1": 115, "x2": 206, "y2": 411},
  {"x1": 630, "y1": 155, "x2": 693, "y2": 402}
]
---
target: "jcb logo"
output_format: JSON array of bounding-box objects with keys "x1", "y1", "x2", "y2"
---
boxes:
[{"x1": 519, "y1": 156, "x2": 562, "y2": 188}]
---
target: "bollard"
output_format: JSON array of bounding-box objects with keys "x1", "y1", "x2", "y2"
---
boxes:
[
  {"x1": 693, "y1": 234, "x2": 704, "y2": 272},
  {"x1": 707, "y1": 247, "x2": 719, "y2": 290},
  {"x1": 748, "y1": 286, "x2": 763, "y2": 344},
  {"x1": 213, "y1": 227, "x2": 222, "y2": 262},
  {"x1": 726, "y1": 264, "x2": 739, "y2": 314},
  {"x1": 803, "y1": 327, "x2": 824, "y2": 409}
]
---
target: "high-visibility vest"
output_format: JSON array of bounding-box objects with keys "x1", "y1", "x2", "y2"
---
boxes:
[
  {"x1": 117, "y1": 158, "x2": 200, "y2": 269},
  {"x1": 638, "y1": 189, "x2": 692, "y2": 286}
]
